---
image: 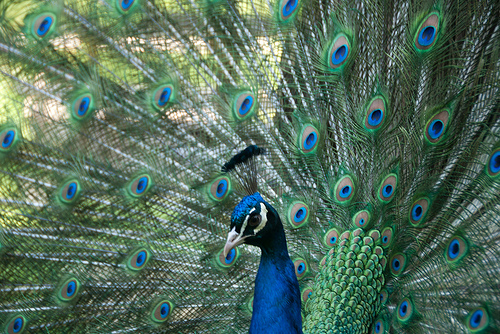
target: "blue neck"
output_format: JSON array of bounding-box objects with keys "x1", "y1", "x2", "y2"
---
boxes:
[{"x1": 250, "y1": 222, "x2": 302, "y2": 334}]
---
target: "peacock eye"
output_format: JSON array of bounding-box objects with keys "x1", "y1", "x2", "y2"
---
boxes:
[
  {"x1": 153, "y1": 84, "x2": 174, "y2": 110},
  {"x1": 328, "y1": 34, "x2": 351, "y2": 69},
  {"x1": 425, "y1": 109, "x2": 450, "y2": 144},
  {"x1": 364, "y1": 96, "x2": 386, "y2": 131},
  {"x1": 6, "y1": 315, "x2": 26, "y2": 334},
  {"x1": 117, "y1": 0, "x2": 139, "y2": 13},
  {"x1": 57, "y1": 277, "x2": 81, "y2": 302},
  {"x1": 151, "y1": 299, "x2": 174, "y2": 323},
  {"x1": 32, "y1": 13, "x2": 56, "y2": 39},
  {"x1": 0, "y1": 127, "x2": 19, "y2": 153},
  {"x1": 248, "y1": 215, "x2": 261, "y2": 227},
  {"x1": 414, "y1": 13, "x2": 440, "y2": 51},
  {"x1": 234, "y1": 92, "x2": 256, "y2": 120},
  {"x1": 299, "y1": 124, "x2": 320, "y2": 154},
  {"x1": 70, "y1": 93, "x2": 94, "y2": 122}
]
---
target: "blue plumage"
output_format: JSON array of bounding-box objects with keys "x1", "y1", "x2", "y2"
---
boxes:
[
  {"x1": 252, "y1": 247, "x2": 302, "y2": 334},
  {"x1": 227, "y1": 193, "x2": 302, "y2": 333}
]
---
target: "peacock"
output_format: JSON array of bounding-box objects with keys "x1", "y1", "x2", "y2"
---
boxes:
[{"x1": 0, "y1": 0, "x2": 499, "y2": 332}]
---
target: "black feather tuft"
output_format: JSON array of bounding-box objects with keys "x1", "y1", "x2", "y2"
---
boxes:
[{"x1": 221, "y1": 145, "x2": 265, "y2": 173}]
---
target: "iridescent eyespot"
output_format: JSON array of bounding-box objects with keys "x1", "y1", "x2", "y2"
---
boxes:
[
  {"x1": 127, "y1": 248, "x2": 151, "y2": 271},
  {"x1": 425, "y1": 109, "x2": 450, "y2": 144},
  {"x1": 324, "y1": 228, "x2": 340, "y2": 248},
  {"x1": 59, "y1": 180, "x2": 81, "y2": 205},
  {"x1": 0, "y1": 127, "x2": 19, "y2": 153},
  {"x1": 390, "y1": 253, "x2": 406, "y2": 276},
  {"x1": 57, "y1": 277, "x2": 81, "y2": 302},
  {"x1": 117, "y1": 0, "x2": 140, "y2": 13},
  {"x1": 466, "y1": 307, "x2": 489, "y2": 332},
  {"x1": 380, "y1": 227, "x2": 393, "y2": 248},
  {"x1": 301, "y1": 287, "x2": 313, "y2": 303},
  {"x1": 209, "y1": 176, "x2": 231, "y2": 201},
  {"x1": 333, "y1": 175, "x2": 355, "y2": 204},
  {"x1": 152, "y1": 84, "x2": 174, "y2": 110},
  {"x1": 233, "y1": 92, "x2": 256, "y2": 120},
  {"x1": 328, "y1": 34, "x2": 351, "y2": 69},
  {"x1": 397, "y1": 298, "x2": 414, "y2": 323},
  {"x1": 486, "y1": 148, "x2": 500, "y2": 178},
  {"x1": 299, "y1": 124, "x2": 319, "y2": 154},
  {"x1": 380, "y1": 289, "x2": 388, "y2": 305},
  {"x1": 127, "y1": 174, "x2": 152, "y2": 198},
  {"x1": 364, "y1": 97, "x2": 386, "y2": 131},
  {"x1": 32, "y1": 13, "x2": 56, "y2": 39},
  {"x1": 219, "y1": 247, "x2": 240, "y2": 269},
  {"x1": 279, "y1": 0, "x2": 300, "y2": 21},
  {"x1": 5, "y1": 315, "x2": 26, "y2": 334},
  {"x1": 70, "y1": 94, "x2": 94, "y2": 121},
  {"x1": 293, "y1": 258, "x2": 308, "y2": 280},
  {"x1": 409, "y1": 197, "x2": 430, "y2": 226},
  {"x1": 414, "y1": 12, "x2": 440, "y2": 51},
  {"x1": 353, "y1": 210, "x2": 370, "y2": 229},
  {"x1": 378, "y1": 173, "x2": 397, "y2": 203},
  {"x1": 372, "y1": 319, "x2": 386, "y2": 334},
  {"x1": 151, "y1": 299, "x2": 174, "y2": 323},
  {"x1": 445, "y1": 236, "x2": 468, "y2": 264},
  {"x1": 287, "y1": 201, "x2": 309, "y2": 228}
]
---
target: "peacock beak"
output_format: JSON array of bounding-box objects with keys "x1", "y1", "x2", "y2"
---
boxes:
[{"x1": 224, "y1": 227, "x2": 247, "y2": 258}]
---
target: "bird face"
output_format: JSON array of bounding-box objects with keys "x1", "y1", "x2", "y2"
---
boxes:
[{"x1": 224, "y1": 192, "x2": 275, "y2": 257}]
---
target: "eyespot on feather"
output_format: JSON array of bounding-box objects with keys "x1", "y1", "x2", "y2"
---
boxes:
[
  {"x1": 372, "y1": 318, "x2": 386, "y2": 334},
  {"x1": 466, "y1": 307, "x2": 489, "y2": 332},
  {"x1": 414, "y1": 13, "x2": 440, "y2": 51},
  {"x1": 151, "y1": 300, "x2": 174, "y2": 323},
  {"x1": 390, "y1": 253, "x2": 406, "y2": 276},
  {"x1": 397, "y1": 298, "x2": 414, "y2": 323},
  {"x1": 293, "y1": 258, "x2": 308, "y2": 280},
  {"x1": 70, "y1": 93, "x2": 94, "y2": 121},
  {"x1": 299, "y1": 124, "x2": 319, "y2": 154},
  {"x1": 127, "y1": 174, "x2": 152, "y2": 198},
  {"x1": 5, "y1": 315, "x2": 26, "y2": 334},
  {"x1": 425, "y1": 109, "x2": 450, "y2": 144},
  {"x1": 59, "y1": 179, "x2": 81, "y2": 205},
  {"x1": 378, "y1": 174, "x2": 397, "y2": 203},
  {"x1": 380, "y1": 289, "x2": 389, "y2": 305},
  {"x1": 287, "y1": 201, "x2": 309, "y2": 228},
  {"x1": 217, "y1": 247, "x2": 240, "y2": 268},
  {"x1": 486, "y1": 148, "x2": 500, "y2": 178},
  {"x1": 279, "y1": 0, "x2": 300, "y2": 21},
  {"x1": 333, "y1": 175, "x2": 355, "y2": 204},
  {"x1": 324, "y1": 228, "x2": 340, "y2": 248},
  {"x1": 234, "y1": 92, "x2": 255, "y2": 120},
  {"x1": 380, "y1": 227, "x2": 393, "y2": 249},
  {"x1": 127, "y1": 248, "x2": 151, "y2": 271},
  {"x1": 57, "y1": 277, "x2": 81, "y2": 302},
  {"x1": 32, "y1": 13, "x2": 56, "y2": 39},
  {"x1": 209, "y1": 176, "x2": 231, "y2": 201},
  {"x1": 0, "y1": 127, "x2": 19, "y2": 153},
  {"x1": 328, "y1": 34, "x2": 350, "y2": 69},
  {"x1": 409, "y1": 197, "x2": 430, "y2": 226},
  {"x1": 445, "y1": 236, "x2": 468, "y2": 264},
  {"x1": 352, "y1": 210, "x2": 370, "y2": 229},
  {"x1": 117, "y1": 0, "x2": 139, "y2": 13},
  {"x1": 301, "y1": 287, "x2": 313, "y2": 303},
  {"x1": 152, "y1": 84, "x2": 174, "y2": 110},
  {"x1": 364, "y1": 97, "x2": 386, "y2": 131}
]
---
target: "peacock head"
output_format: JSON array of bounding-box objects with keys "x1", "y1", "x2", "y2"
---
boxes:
[{"x1": 224, "y1": 192, "x2": 281, "y2": 257}]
